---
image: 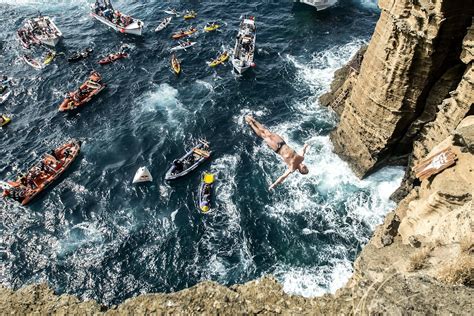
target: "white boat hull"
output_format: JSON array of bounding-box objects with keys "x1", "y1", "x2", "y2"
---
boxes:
[
  {"x1": 39, "y1": 37, "x2": 60, "y2": 47},
  {"x1": 155, "y1": 17, "x2": 171, "y2": 32},
  {"x1": 232, "y1": 18, "x2": 256, "y2": 75},
  {"x1": 91, "y1": 12, "x2": 144, "y2": 36},
  {"x1": 22, "y1": 16, "x2": 63, "y2": 48},
  {"x1": 36, "y1": 18, "x2": 62, "y2": 47},
  {"x1": 0, "y1": 90, "x2": 12, "y2": 104},
  {"x1": 170, "y1": 42, "x2": 196, "y2": 52},
  {"x1": 23, "y1": 56, "x2": 43, "y2": 70},
  {"x1": 231, "y1": 60, "x2": 251, "y2": 74},
  {"x1": 294, "y1": 0, "x2": 338, "y2": 11}
]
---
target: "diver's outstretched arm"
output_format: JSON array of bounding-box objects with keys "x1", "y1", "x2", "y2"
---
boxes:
[
  {"x1": 300, "y1": 143, "x2": 309, "y2": 157},
  {"x1": 269, "y1": 169, "x2": 292, "y2": 190}
]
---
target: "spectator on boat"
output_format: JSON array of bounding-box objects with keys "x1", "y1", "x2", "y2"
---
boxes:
[
  {"x1": 73, "y1": 93, "x2": 80, "y2": 103},
  {"x1": 26, "y1": 177, "x2": 34, "y2": 188},
  {"x1": 104, "y1": 9, "x2": 112, "y2": 20},
  {"x1": 50, "y1": 149, "x2": 58, "y2": 160},
  {"x1": 203, "y1": 184, "x2": 211, "y2": 196},
  {"x1": 173, "y1": 159, "x2": 184, "y2": 173}
]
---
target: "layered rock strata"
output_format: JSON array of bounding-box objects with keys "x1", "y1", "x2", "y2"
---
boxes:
[
  {"x1": 328, "y1": 0, "x2": 474, "y2": 179},
  {"x1": 2, "y1": 63, "x2": 474, "y2": 316},
  {"x1": 2, "y1": 1, "x2": 474, "y2": 315}
]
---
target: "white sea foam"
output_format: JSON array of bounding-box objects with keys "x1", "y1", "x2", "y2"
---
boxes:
[
  {"x1": 286, "y1": 40, "x2": 366, "y2": 98},
  {"x1": 274, "y1": 259, "x2": 353, "y2": 297},
  {"x1": 195, "y1": 79, "x2": 214, "y2": 92},
  {"x1": 191, "y1": 154, "x2": 256, "y2": 282},
  {"x1": 57, "y1": 222, "x2": 106, "y2": 259},
  {"x1": 267, "y1": 39, "x2": 404, "y2": 297},
  {"x1": 140, "y1": 83, "x2": 181, "y2": 114},
  {"x1": 135, "y1": 83, "x2": 190, "y2": 139},
  {"x1": 357, "y1": 0, "x2": 379, "y2": 10}
]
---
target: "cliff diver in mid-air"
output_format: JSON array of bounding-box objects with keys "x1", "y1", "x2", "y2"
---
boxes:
[{"x1": 245, "y1": 115, "x2": 309, "y2": 190}]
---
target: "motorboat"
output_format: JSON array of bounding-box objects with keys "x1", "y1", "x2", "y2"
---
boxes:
[
  {"x1": 28, "y1": 16, "x2": 63, "y2": 47},
  {"x1": 1, "y1": 140, "x2": 81, "y2": 205},
  {"x1": 232, "y1": 16, "x2": 256, "y2": 74},
  {"x1": 91, "y1": 0, "x2": 144, "y2": 36},
  {"x1": 58, "y1": 71, "x2": 106, "y2": 112},
  {"x1": 165, "y1": 141, "x2": 211, "y2": 180},
  {"x1": 17, "y1": 15, "x2": 62, "y2": 48},
  {"x1": 293, "y1": 0, "x2": 337, "y2": 11}
]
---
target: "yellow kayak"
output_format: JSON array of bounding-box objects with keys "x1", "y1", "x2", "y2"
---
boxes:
[
  {"x1": 1, "y1": 114, "x2": 11, "y2": 127},
  {"x1": 43, "y1": 51, "x2": 56, "y2": 65},
  {"x1": 184, "y1": 11, "x2": 197, "y2": 20},
  {"x1": 209, "y1": 51, "x2": 229, "y2": 67},
  {"x1": 204, "y1": 23, "x2": 220, "y2": 32},
  {"x1": 171, "y1": 54, "x2": 181, "y2": 75}
]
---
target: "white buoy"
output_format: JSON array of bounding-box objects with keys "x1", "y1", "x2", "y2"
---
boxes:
[{"x1": 132, "y1": 166, "x2": 153, "y2": 184}]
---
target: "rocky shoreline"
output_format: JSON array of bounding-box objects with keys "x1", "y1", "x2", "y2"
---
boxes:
[{"x1": 2, "y1": 0, "x2": 473, "y2": 314}]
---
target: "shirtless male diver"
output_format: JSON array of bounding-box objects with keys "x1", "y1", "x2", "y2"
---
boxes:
[{"x1": 245, "y1": 116, "x2": 309, "y2": 190}]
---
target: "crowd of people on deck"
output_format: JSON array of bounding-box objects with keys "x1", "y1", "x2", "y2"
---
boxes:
[
  {"x1": 2, "y1": 148, "x2": 72, "y2": 202},
  {"x1": 17, "y1": 16, "x2": 59, "y2": 48},
  {"x1": 94, "y1": 0, "x2": 134, "y2": 28}
]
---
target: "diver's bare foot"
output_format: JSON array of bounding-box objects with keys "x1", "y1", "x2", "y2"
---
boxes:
[{"x1": 245, "y1": 115, "x2": 253, "y2": 124}]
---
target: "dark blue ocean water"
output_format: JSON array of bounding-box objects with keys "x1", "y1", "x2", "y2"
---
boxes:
[{"x1": 0, "y1": 0, "x2": 402, "y2": 305}]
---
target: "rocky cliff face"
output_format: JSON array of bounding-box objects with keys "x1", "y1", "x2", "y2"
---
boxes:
[
  {"x1": 328, "y1": 0, "x2": 474, "y2": 180},
  {"x1": 2, "y1": 1, "x2": 474, "y2": 314}
]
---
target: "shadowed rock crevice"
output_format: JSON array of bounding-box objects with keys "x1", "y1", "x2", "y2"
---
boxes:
[{"x1": 329, "y1": 0, "x2": 474, "y2": 180}]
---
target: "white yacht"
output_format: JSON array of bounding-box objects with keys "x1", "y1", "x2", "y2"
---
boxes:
[
  {"x1": 231, "y1": 16, "x2": 256, "y2": 74},
  {"x1": 29, "y1": 16, "x2": 63, "y2": 47},
  {"x1": 17, "y1": 16, "x2": 62, "y2": 48},
  {"x1": 294, "y1": 0, "x2": 337, "y2": 11},
  {"x1": 91, "y1": 0, "x2": 144, "y2": 36}
]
